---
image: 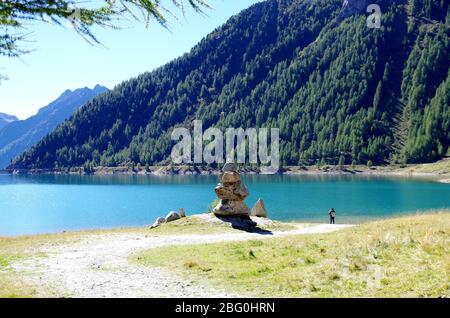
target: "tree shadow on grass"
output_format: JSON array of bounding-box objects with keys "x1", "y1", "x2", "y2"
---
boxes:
[{"x1": 216, "y1": 216, "x2": 273, "y2": 235}]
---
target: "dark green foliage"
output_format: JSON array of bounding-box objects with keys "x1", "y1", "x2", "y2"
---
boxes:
[
  {"x1": 10, "y1": 0, "x2": 450, "y2": 169},
  {"x1": 399, "y1": 16, "x2": 450, "y2": 163}
]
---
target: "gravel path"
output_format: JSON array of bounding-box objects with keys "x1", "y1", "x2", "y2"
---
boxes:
[{"x1": 12, "y1": 223, "x2": 350, "y2": 298}]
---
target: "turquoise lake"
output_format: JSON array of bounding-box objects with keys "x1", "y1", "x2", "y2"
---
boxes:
[{"x1": 0, "y1": 174, "x2": 449, "y2": 236}]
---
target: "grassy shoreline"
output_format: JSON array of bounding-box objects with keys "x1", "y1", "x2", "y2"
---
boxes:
[
  {"x1": 132, "y1": 212, "x2": 450, "y2": 298},
  {"x1": 1, "y1": 211, "x2": 449, "y2": 298},
  {"x1": 3, "y1": 159, "x2": 450, "y2": 179},
  {"x1": 0, "y1": 215, "x2": 295, "y2": 297}
]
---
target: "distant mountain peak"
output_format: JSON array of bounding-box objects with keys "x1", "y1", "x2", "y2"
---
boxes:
[
  {"x1": 92, "y1": 84, "x2": 108, "y2": 93},
  {"x1": 0, "y1": 113, "x2": 18, "y2": 131},
  {"x1": 62, "y1": 88, "x2": 73, "y2": 95},
  {"x1": 93, "y1": 84, "x2": 106, "y2": 90},
  {"x1": 0, "y1": 113, "x2": 18, "y2": 123},
  {"x1": 0, "y1": 85, "x2": 108, "y2": 168}
]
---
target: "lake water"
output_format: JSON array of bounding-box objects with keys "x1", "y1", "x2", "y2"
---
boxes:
[{"x1": 0, "y1": 174, "x2": 449, "y2": 236}]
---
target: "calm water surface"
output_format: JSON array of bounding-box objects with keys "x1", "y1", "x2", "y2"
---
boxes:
[{"x1": 0, "y1": 174, "x2": 449, "y2": 235}]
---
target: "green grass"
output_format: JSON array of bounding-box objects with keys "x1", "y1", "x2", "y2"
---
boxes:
[
  {"x1": 149, "y1": 215, "x2": 238, "y2": 235},
  {"x1": 148, "y1": 214, "x2": 296, "y2": 235},
  {"x1": 0, "y1": 231, "x2": 93, "y2": 297},
  {"x1": 0, "y1": 236, "x2": 48, "y2": 297},
  {"x1": 0, "y1": 215, "x2": 294, "y2": 297},
  {"x1": 287, "y1": 159, "x2": 450, "y2": 177},
  {"x1": 2, "y1": 212, "x2": 448, "y2": 298},
  {"x1": 132, "y1": 212, "x2": 450, "y2": 298},
  {"x1": 0, "y1": 229, "x2": 140, "y2": 298},
  {"x1": 402, "y1": 159, "x2": 450, "y2": 175}
]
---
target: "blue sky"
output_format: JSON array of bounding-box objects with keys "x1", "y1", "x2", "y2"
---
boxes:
[{"x1": 0, "y1": 0, "x2": 261, "y2": 119}]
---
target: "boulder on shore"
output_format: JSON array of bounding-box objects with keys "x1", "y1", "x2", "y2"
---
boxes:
[
  {"x1": 151, "y1": 217, "x2": 166, "y2": 228},
  {"x1": 251, "y1": 198, "x2": 268, "y2": 218},
  {"x1": 150, "y1": 209, "x2": 186, "y2": 229},
  {"x1": 165, "y1": 211, "x2": 181, "y2": 222}
]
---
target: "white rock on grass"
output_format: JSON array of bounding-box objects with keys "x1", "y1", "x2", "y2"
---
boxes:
[
  {"x1": 165, "y1": 211, "x2": 181, "y2": 223},
  {"x1": 151, "y1": 217, "x2": 166, "y2": 228}
]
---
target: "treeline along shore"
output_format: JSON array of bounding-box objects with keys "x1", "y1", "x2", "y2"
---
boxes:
[{"x1": 2, "y1": 159, "x2": 449, "y2": 181}]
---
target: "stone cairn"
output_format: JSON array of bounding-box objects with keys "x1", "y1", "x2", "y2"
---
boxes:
[{"x1": 213, "y1": 163, "x2": 251, "y2": 217}]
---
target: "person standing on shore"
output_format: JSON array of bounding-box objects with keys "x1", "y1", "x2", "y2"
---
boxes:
[{"x1": 329, "y1": 208, "x2": 336, "y2": 224}]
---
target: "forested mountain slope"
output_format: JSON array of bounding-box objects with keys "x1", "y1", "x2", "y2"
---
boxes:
[{"x1": 11, "y1": 0, "x2": 450, "y2": 169}]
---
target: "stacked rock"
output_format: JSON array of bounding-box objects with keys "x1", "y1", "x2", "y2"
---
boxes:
[{"x1": 213, "y1": 163, "x2": 250, "y2": 217}]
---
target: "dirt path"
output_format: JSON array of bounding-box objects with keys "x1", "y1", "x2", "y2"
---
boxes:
[{"x1": 12, "y1": 223, "x2": 350, "y2": 298}]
